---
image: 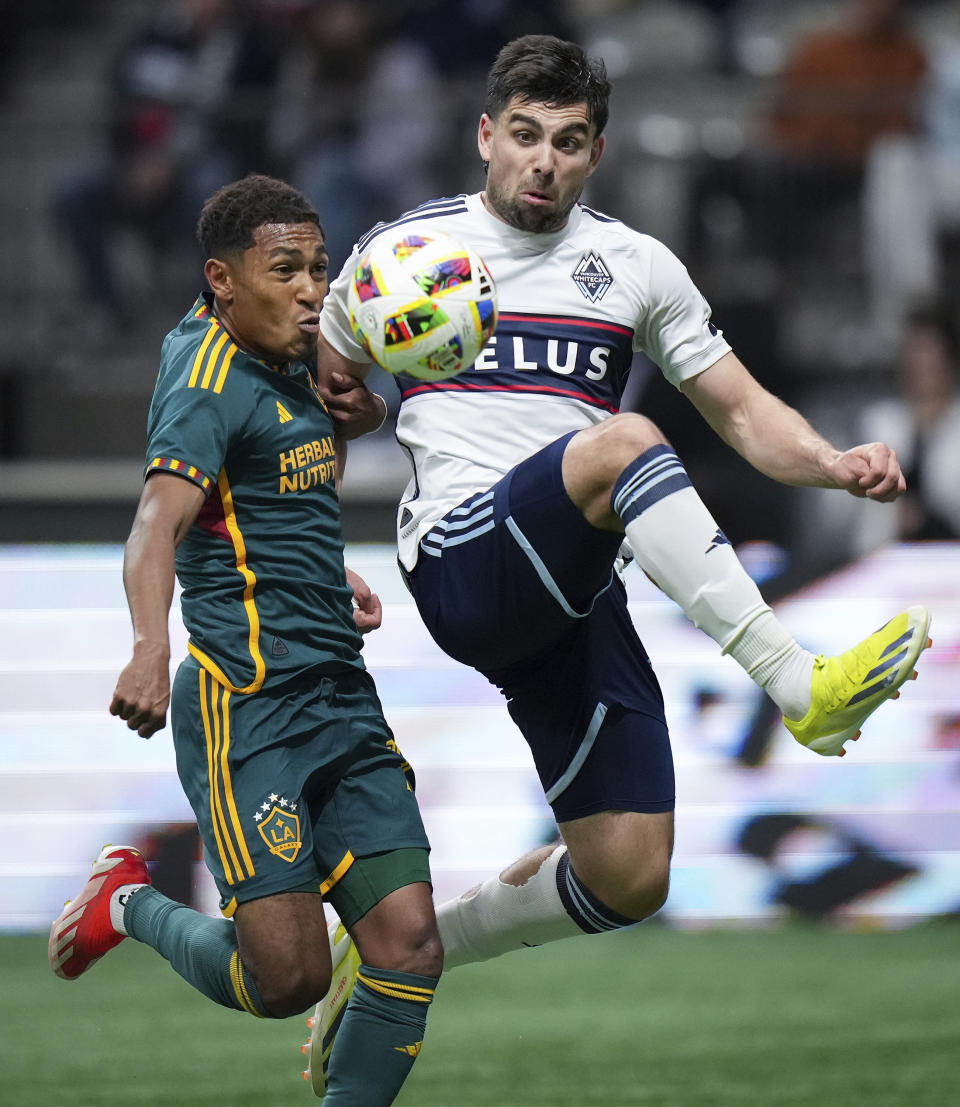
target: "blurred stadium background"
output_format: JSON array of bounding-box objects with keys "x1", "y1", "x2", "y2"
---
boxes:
[{"x1": 1, "y1": 1, "x2": 959, "y2": 1103}]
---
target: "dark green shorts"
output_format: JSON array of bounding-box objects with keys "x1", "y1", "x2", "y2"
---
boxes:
[{"x1": 171, "y1": 657, "x2": 430, "y2": 925}]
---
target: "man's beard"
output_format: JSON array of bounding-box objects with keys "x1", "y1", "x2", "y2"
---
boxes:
[{"x1": 485, "y1": 180, "x2": 579, "y2": 233}]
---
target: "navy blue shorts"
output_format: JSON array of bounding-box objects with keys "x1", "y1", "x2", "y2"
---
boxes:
[{"x1": 404, "y1": 433, "x2": 675, "y2": 822}]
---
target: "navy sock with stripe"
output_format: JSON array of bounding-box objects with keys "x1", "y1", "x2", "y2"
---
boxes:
[
  {"x1": 555, "y1": 851, "x2": 638, "y2": 933},
  {"x1": 324, "y1": 964, "x2": 438, "y2": 1106},
  {"x1": 124, "y1": 886, "x2": 268, "y2": 1016}
]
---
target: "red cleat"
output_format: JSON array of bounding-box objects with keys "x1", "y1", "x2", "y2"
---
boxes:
[{"x1": 48, "y1": 845, "x2": 150, "y2": 980}]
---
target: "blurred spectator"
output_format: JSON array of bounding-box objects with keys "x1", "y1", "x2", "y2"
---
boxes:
[
  {"x1": 52, "y1": 0, "x2": 283, "y2": 326},
  {"x1": 850, "y1": 299, "x2": 960, "y2": 554},
  {"x1": 268, "y1": 1, "x2": 443, "y2": 269},
  {"x1": 765, "y1": 0, "x2": 926, "y2": 167},
  {"x1": 864, "y1": 5, "x2": 960, "y2": 337},
  {"x1": 689, "y1": 0, "x2": 927, "y2": 274},
  {"x1": 757, "y1": 0, "x2": 926, "y2": 263},
  {"x1": 268, "y1": 0, "x2": 575, "y2": 269}
]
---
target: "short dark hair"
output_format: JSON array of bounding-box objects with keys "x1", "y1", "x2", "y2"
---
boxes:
[
  {"x1": 196, "y1": 174, "x2": 322, "y2": 258},
  {"x1": 484, "y1": 35, "x2": 611, "y2": 136}
]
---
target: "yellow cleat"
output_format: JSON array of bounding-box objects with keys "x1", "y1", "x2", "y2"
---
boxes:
[
  {"x1": 302, "y1": 920, "x2": 361, "y2": 1099},
  {"x1": 784, "y1": 605, "x2": 932, "y2": 757}
]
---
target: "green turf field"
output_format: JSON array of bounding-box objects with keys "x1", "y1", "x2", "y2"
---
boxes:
[{"x1": 4, "y1": 923, "x2": 958, "y2": 1106}]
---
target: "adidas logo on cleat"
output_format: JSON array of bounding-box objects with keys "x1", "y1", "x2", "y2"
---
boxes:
[{"x1": 784, "y1": 605, "x2": 932, "y2": 757}]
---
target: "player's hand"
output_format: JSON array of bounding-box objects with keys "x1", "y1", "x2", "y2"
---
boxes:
[
  {"x1": 824, "y1": 442, "x2": 906, "y2": 502},
  {"x1": 109, "y1": 643, "x2": 171, "y2": 738},
  {"x1": 346, "y1": 566, "x2": 383, "y2": 634},
  {"x1": 323, "y1": 372, "x2": 388, "y2": 439}
]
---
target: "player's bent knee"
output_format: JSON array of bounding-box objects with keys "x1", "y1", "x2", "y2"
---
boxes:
[
  {"x1": 359, "y1": 920, "x2": 444, "y2": 978},
  {"x1": 590, "y1": 861, "x2": 670, "y2": 923},
  {"x1": 594, "y1": 412, "x2": 670, "y2": 462},
  {"x1": 407, "y1": 930, "x2": 444, "y2": 978},
  {"x1": 565, "y1": 413, "x2": 672, "y2": 524},
  {"x1": 254, "y1": 960, "x2": 331, "y2": 1019}
]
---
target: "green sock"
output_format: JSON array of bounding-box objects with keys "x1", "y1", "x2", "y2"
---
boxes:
[
  {"x1": 124, "y1": 887, "x2": 268, "y2": 1017},
  {"x1": 324, "y1": 964, "x2": 438, "y2": 1106}
]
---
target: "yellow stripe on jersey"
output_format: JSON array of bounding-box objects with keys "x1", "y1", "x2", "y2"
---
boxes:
[
  {"x1": 187, "y1": 469, "x2": 266, "y2": 695},
  {"x1": 213, "y1": 341, "x2": 238, "y2": 394},
  {"x1": 200, "y1": 331, "x2": 230, "y2": 390},
  {"x1": 186, "y1": 319, "x2": 239, "y2": 393},
  {"x1": 319, "y1": 851, "x2": 355, "y2": 894},
  {"x1": 357, "y1": 972, "x2": 435, "y2": 1004},
  {"x1": 188, "y1": 320, "x2": 220, "y2": 388}
]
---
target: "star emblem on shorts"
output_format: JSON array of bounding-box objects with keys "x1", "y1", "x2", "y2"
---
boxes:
[{"x1": 254, "y1": 793, "x2": 298, "y2": 820}]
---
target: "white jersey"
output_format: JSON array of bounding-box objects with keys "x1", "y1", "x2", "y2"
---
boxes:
[{"x1": 319, "y1": 192, "x2": 731, "y2": 570}]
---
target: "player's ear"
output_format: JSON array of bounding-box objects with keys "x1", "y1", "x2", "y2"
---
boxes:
[
  {"x1": 204, "y1": 256, "x2": 233, "y2": 300},
  {"x1": 478, "y1": 113, "x2": 495, "y2": 161}
]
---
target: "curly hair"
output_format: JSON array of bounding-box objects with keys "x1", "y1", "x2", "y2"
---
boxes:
[
  {"x1": 484, "y1": 35, "x2": 611, "y2": 136},
  {"x1": 196, "y1": 174, "x2": 322, "y2": 257}
]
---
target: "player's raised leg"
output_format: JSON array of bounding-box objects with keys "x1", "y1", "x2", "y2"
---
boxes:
[
  {"x1": 49, "y1": 844, "x2": 150, "y2": 980},
  {"x1": 438, "y1": 810, "x2": 671, "y2": 969},
  {"x1": 49, "y1": 843, "x2": 278, "y2": 1016},
  {"x1": 562, "y1": 415, "x2": 932, "y2": 755}
]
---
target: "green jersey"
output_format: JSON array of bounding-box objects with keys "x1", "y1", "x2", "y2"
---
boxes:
[{"x1": 145, "y1": 293, "x2": 363, "y2": 692}]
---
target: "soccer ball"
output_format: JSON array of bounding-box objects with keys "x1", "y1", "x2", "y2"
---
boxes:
[{"x1": 348, "y1": 230, "x2": 498, "y2": 381}]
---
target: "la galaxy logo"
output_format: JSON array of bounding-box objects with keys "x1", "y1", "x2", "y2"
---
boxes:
[
  {"x1": 254, "y1": 793, "x2": 302, "y2": 862},
  {"x1": 572, "y1": 252, "x2": 614, "y2": 303}
]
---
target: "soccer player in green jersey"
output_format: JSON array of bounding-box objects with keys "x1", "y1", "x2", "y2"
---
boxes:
[{"x1": 48, "y1": 174, "x2": 441, "y2": 1106}]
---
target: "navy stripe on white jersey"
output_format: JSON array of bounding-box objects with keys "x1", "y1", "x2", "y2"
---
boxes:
[
  {"x1": 394, "y1": 310, "x2": 635, "y2": 411},
  {"x1": 579, "y1": 203, "x2": 620, "y2": 224},
  {"x1": 318, "y1": 189, "x2": 732, "y2": 572},
  {"x1": 355, "y1": 196, "x2": 470, "y2": 254}
]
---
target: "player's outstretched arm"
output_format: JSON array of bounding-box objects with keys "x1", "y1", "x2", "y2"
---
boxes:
[
  {"x1": 110, "y1": 473, "x2": 206, "y2": 738},
  {"x1": 316, "y1": 333, "x2": 386, "y2": 441},
  {"x1": 680, "y1": 351, "x2": 906, "y2": 500}
]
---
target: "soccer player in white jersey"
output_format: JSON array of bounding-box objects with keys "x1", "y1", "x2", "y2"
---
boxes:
[{"x1": 299, "y1": 35, "x2": 932, "y2": 1092}]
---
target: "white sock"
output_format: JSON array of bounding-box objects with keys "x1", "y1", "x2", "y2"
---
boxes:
[
  {"x1": 725, "y1": 608, "x2": 815, "y2": 720},
  {"x1": 616, "y1": 458, "x2": 814, "y2": 719},
  {"x1": 109, "y1": 883, "x2": 147, "y2": 936},
  {"x1": 436, "y1": 846, "x2": 582, "y2": 969}
]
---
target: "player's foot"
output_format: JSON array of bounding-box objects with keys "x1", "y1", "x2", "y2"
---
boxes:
[
  {"x1": 48, "y1": 844, "x2": 150, "y2": 980},
  {"x1": 784, "y1": 605, "x2": 932, "y2": 756},
  {"x1": 301, "y1": 920, "x2": 361, "y2": 1098}
]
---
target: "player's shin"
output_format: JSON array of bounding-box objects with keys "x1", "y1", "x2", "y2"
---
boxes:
[
  {"x1": 323, "y1": 965, "x2": 438, "y2": 1105},
  {"x1": 124, "y1": 887, "x2": 269, "y2": 1016}
]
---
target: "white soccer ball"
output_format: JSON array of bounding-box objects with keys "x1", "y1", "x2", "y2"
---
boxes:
[{"x1": 348, "y1": 230, "x2": 498, "y2": 381}]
